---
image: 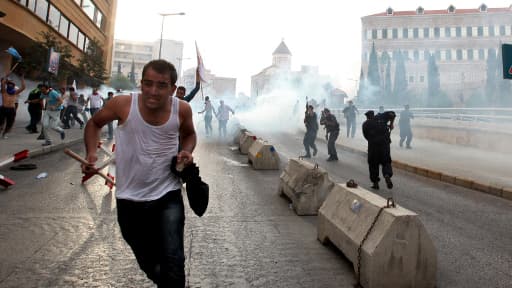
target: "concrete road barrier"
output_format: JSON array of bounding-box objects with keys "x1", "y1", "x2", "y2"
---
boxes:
[
  {"x1": 248, "y1": 139, "x2": 280, "y2": 170},
  {"x1": 317, "y1": 183, "x2": 437, "y2": 288},
  {"x1": 278, "y1": 159, "x2": 334, "y2": 215},
  {"x1": 232, "y1": 126, "x2": 247, "y2": 146},
  {"x1": 239, "y1": 131, "x2": 257, "y2": 155}
]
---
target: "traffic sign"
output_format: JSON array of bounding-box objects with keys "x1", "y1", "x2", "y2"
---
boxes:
[{"x1": 502, "y1": 43, "x2": 512, "y2": 79}]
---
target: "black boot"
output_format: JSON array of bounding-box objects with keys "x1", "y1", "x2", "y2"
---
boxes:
[{"x1": 371, "y1": 182, "x2": 379, "y2": 190}]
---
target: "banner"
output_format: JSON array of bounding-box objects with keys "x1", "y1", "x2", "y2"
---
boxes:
[
  {"x1": 195, "y1": 41, "x2": 208, "y2": 83},
  {"x1": 48, "y1": 47, "x2": 61, "y2": 75}
]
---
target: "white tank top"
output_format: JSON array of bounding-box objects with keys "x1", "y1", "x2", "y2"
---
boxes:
[{"x1": 115, "y1": 93, "x2": 182, "y2": 201}]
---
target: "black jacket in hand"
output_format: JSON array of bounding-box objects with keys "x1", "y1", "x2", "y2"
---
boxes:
[{"x1": 170, "y1": 156, "x2": 209, "y2": 217}]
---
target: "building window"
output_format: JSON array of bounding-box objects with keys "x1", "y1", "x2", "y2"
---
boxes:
[
  {"x1": 35, "y1": 0, "x2": 49, "y2": 21},
  {"x1": 413, "y1": 28, "x2": 419, "y2": 38},
  {"x1": 386, "y1": 7, "x2": 393, "y2": 15},
  {"x1": 58, "y1": 16, "x2": 69, "y2": 37},
  {"x1": 82, "y1": 0, "x2": 95, "y2": 20},
  {"x1": 47, "y1": 4, "x2": 60, "y2": 31},
  {"x1": 500, "y1": 25, "x2": 506, "y2": 36},
  {"x1": 434, "y1": 27, "x2": 440, "y2": 38},
  {"x1": 372, "y1": 29, "x2": 377, "y2": 39},
  {"x1": 445, "y1": 27, "x2": 451, "y2": 37},
  {"x1": 424, "y1": 27, "x2": 429, "y2": 38},
  {"x1": 84, "y1": 37, "x2": 90, "y2": 51},
  {"x1": 466, "y1": 26, "x2": 472, "y2": 37},
  {"x1": 409, "y1": 76, "x2": 414, "y2": 83},
  {"x1": 414, "y1": 50, "x2": 419, "y2": 61},
  {"x1": 468, "y1": 49, "x2": 474, "y2": 60},
  {"x1": 68, "y1": 22, "x2": 79, "y2": 45},
  {"x1": 435, "y1": 50, "x2": 441, "y2": 60},
  {"x1": 392, "y1": 28, "x2": 398, "y2": 39},
  {"x1": 403, "y1": 28, "x2": 408, "y2": 38},
  {"x1": 382, "y1": 29, "x2": 388, "y2": 39},
  {"x1": 448, "y1": 5, "x2": 456, "y2": 13},
  {"x1": 456, "y1": 27, "x2": 461, "y2": 37},
  {"x1": 477, "y1": 26, "x2": 483, "y2": 36},
  {"x1": 416, "y1": 6, "x2": 424, "y2": 15},
  {"x1": 446, "y1": 50, "x2": 452, "y2": 61},
  {"x1": 456, "y1": 49, "x2": 463, "y2": 60},
  {"x1": 420, "y1": 75, "x2": 425, "y2": 82},
  {"x1": 479, "y1": 4, "x2": 487, "y2": 12},
  {"x1": 95, "y1": 10, "x2": 104, "y2": 29},
  {"x1": 27, "y1": 0, "x2": 36, "y2": 12},
  {"x1": 77, "y1": 31, "x2": 86, "y2": 51},
  {"x1": 479, "y1": 49, "x2": 485, "y2": 60}
]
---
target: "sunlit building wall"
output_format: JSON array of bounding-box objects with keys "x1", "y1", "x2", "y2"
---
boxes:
[
  {"x1": 361, "y1": 4, "x2": 512, "y2": 102},
  {"x1": 111, "y1": 39, "x2": 183, "y2": 84},
  {"x1": 0, "y1": 0, "x2": 117, "y2": 80}
]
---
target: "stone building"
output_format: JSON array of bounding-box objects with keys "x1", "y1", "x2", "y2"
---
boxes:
[{"x1": 361, "y1": 4, "x2": 512, "y2": 103}]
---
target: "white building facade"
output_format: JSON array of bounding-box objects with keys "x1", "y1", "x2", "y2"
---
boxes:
[{"x1": 361, "y1": 4, "x2": 512, "y2": 102}]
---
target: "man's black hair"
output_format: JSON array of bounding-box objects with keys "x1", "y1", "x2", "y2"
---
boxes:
[{"x1": 141, "y1": 59, "x2": 177, "y2": 85}]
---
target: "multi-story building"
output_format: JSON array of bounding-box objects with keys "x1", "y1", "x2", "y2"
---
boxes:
[
  {"x1": 0, "y1": 0, "x2": 117, "y2": 81},
  {"x1": 111, "y1": 39, "x2": 184, "y2": 84},
  {"x1": 182, "y1": 67, "x2": 236, "y2": 100},
  {"x1": 361, "y1": 4, "x2": 512, "y2": 103}
]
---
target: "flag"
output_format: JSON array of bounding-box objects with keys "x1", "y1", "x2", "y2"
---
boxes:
[
  {"x1": 48, "y1": 47, "x2": 61, "y2": 75},
  {"x1": 195, "y1": 41, "x2": 208, "y2": 83},
  {"x1": 72, "y1": 80, "x2": 77, "y2": 90},
  {"x1": 6, "y1": 47, "x2": 22, "y2": 62}
]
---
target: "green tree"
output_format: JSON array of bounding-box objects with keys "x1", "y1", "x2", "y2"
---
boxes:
[
  {"x1": 427, "y1": 53, "x2": 441, "y2": 106},
  {"x1": 109, "y1": 73, "x2": 134, "y2": 91},
  {"x1": 382, "y1": 52, "x2": 392, "y2": 105},
  {"x1": 20, "y1": 31, "x2": 74, "y2": 85},
  {"x1": 129, "y1": 59, "x2": 136, "y2": 85},
  {"x1": 485, "y1": 48, "x2": 498, "y2": 106},
  {"x1": 367, "y1": 42, "x2": 381, "y2": 89},
  {"x1": 393, "y1": 50, "x2": 408, "y2": 105},
  {"x1": 78, "y1": 38, "x2": 108, "y2": 87}
]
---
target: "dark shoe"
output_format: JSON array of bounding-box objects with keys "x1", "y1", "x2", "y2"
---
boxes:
[
  {"x1": 25, "y1": 126, "x2": 31, "y2": 133},
  {"x1": 384, "y1": 176, "x2": 393, "y2": 189},
  {"x1": 371, "y1": 182, "x2": 379, "y2": 190},
  {"x1": 313, "y1": 148, "x2": 317, "y2": 156},
  {"x1": 42, "y1": 140, "x2": 52, "y2": 146},
  {"x1": 60, "y1": 131, "x2": 65, "y2": 140},
  {"x1": 326, "y1": 157, "x2": 338, "y2": 161},
  {"x1": 63, "y1": 126, "x2": 71, "y2": 129}
]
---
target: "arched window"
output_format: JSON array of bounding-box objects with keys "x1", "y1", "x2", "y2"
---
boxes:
[
  {"x1": 386, "y1": 7, "x2": 393, "y2": 16},
  {"x1": 416, "y1": 6, "x2": 424, "y2": 15},
  {"x1": 448, "y1": 5, "x2": 456, "y2": 13}
]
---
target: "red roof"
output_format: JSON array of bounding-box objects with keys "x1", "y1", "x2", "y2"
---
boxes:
[{"x1": 370, "y1": 7, "x2": 511, "y2": 17}]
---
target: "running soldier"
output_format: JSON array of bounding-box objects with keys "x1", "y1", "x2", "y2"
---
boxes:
[
  {"x1": 302, "y1": 104, "x2": 318, "y2": 158},
  {"x1": 320, "y1": 108, "x2": 340, "y2": 161}
]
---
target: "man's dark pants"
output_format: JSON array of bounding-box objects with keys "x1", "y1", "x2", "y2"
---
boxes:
[
  {"x1": 303, "y1": 129, "x2": 318, "y2": 156},
  {"x1": 117, "y1": 190, "x2": 185, "y2": 287},
  {"x1": 27, "y1": 106, "x2": 42, "y2": 132},
  {"x1": 327, "y1": 130, "x2": 339, "y2": 159},
  {"x1": 367, "y1": 144, "x2": 393, "y2": 183}
]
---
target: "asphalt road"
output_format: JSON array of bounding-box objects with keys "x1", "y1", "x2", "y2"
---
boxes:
[{"x1": 0, "y1": 131, "x2": 511, "y2": 287}]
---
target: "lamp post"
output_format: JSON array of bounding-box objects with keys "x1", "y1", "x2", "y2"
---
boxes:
[{"x1": 158, "y1": 12, "x2": 185, "y2": 59}]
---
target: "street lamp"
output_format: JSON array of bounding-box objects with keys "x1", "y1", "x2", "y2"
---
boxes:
[{"x1": 158, "y1": 12, "x2": 185, "y2": 59}]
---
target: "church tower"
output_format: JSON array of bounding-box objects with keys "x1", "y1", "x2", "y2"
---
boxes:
[{"x1": 272, "y1": 39, "x2": 292, "y2": 70}]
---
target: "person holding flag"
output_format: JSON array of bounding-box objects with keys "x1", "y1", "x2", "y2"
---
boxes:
[{"x1": 175, "y1": 42, "x2": 208, "y2": 103}]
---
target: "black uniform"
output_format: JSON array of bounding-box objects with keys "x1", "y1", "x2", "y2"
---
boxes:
[
  {"x1": 362, "y1": 111, "x2": 396, "y2": 189},
  {"x1": 320, "y1": 110, "x2": 339, "y2": 161},
  {"x1": 26, "y1": 87, "x2": 42, "y2": 133},
  {"x1": 303, "y1": 108, "x2": 318, "y2": 157}
]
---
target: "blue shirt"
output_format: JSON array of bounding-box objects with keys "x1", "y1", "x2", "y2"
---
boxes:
[{"x1": 41, "y1": 89, "x2": 63, "y2": 110}]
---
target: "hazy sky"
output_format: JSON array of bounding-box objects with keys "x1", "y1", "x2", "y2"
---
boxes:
[{"x1": 114, "y1": 0, "x2": 509, "y2": 96}]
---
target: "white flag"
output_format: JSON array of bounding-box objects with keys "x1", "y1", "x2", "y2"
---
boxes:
[{"x1": 195, "y1": 41, "x2": 208, "y2": 83}]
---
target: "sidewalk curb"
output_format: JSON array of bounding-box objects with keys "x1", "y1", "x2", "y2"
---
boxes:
[
  {"x1": 339, "y1": 144, "x2": 512, "y2": 201},
  {"x1": 28, "y1": 138, "x2": 83, "y2": 158}
]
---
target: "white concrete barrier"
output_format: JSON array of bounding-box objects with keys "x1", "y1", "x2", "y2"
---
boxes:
[
  {"x1": 317, "y1": 183, "x2": 437, "y2": 288},
  {"x1": 247, "y1": 139, "x2": 280, "y2": 170},
  {"x1": 232, "y1": 126, "x2": 247, "y2": 146},
  {"x1": 239, "y1": 131, "x2": 257, "y2": 155},
  {"x1": 278, "y1": 159, "x2": 334, "y2": 215}
]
